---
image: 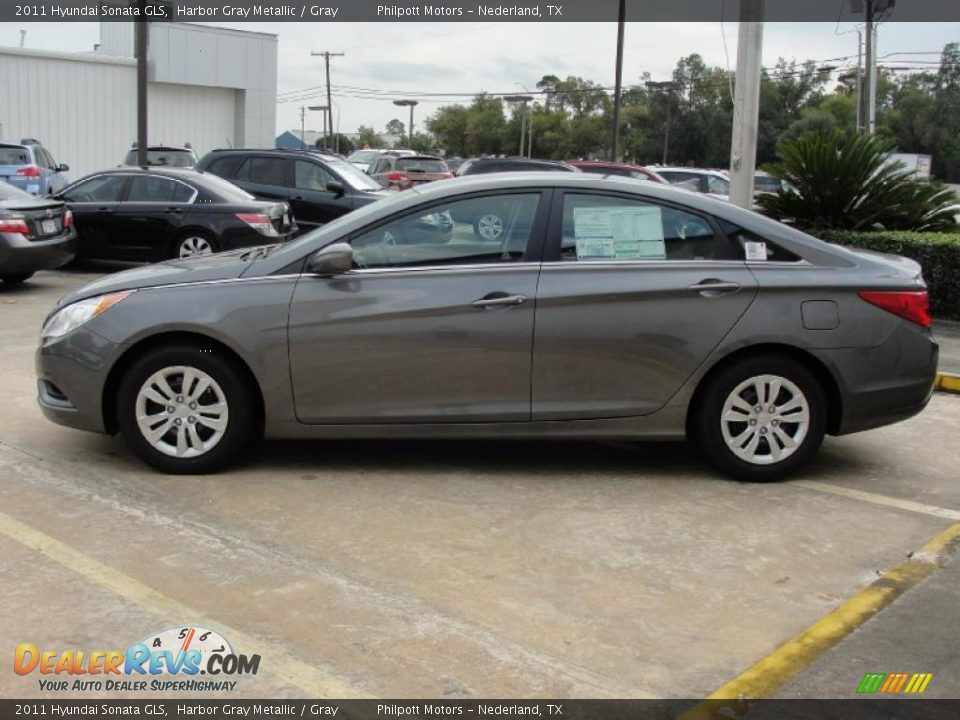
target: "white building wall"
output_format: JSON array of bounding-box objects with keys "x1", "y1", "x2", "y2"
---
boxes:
[
  {"x1": 147, "y1": 84, "x2": 239, "y2": 158},
  {"x1": 0, "y1": 48, "x2": 136, "y2": 182}
]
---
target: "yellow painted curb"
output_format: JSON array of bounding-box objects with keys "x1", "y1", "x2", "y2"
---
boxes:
[
  {"x1": 935, "y1": 372, "x2": 960, "y2": 394},
  {"x1": 679, "y1": 521, "x2": 960, "y2": 720}
]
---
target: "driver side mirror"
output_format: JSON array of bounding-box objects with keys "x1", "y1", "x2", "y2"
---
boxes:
[
  {"x1": 306, "y1": 243, "x2": 353, "y2": 276},
  {"x1": 57, "y1": 163, "x2": 69, "y2": 173},
  {"x1": 326, "y1": 180, "x2": 345, "y2": 198}
]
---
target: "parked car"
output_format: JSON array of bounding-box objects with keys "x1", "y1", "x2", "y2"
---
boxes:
[
  {"x1": 0, "y1": 180, "x2": 76, "y2": 284},
  {"x1": 346, "y1": 149, "x2": 383, "y2": 173},
  {"x1": 753, "y1": 170, "x2": 792, "y2": 195},
  {"x1": 457, "y1": 157, "x2": 579, "y2": 176},
  {"x1": 197, "y1": 148, "x2": 390, "y2": 234},
  {"x1": 652, "y1": 167, "x2": 730, "y2": 198},
  {"x1": 37, "y1": 173, "x2": 937, "y2": 479},
  {"x1": 0, "y1": 139, "x2": 70, "y2": 196},
  {"x1": 368, "y1": 155, "x2": 453, "y2": 190},
  {"x1": 52, "y1": 167, "x2": 295, "y2": 261},
  {"x1": 122, "y1": 144, "x2": 199, "y2": 169},
  {"x1": 568, "y1": 160, "x2": 667, "y2": 183},
  {"x1": 444, "y1": 157, "x2": 466, "y2": 174}
]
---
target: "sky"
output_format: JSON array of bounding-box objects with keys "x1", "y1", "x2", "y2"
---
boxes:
[{"x1": 2, "y1": 20, "x2": 957, "y2": 138}]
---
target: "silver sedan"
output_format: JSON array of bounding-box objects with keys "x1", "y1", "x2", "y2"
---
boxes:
[{"x1": 36, "y1": 173, "x2": 938, "y2": 480}]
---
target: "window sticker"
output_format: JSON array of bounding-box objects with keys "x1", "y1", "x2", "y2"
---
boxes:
[
  {"x1": 573, "y1": 206, "x2": 666, "y2": 260},
  {"x1": 745, "y1": 240, "x2": 768, "y2": 261}
]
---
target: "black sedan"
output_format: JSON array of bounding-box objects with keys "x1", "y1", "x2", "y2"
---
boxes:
[
  {"x1": 0, "y1": 180, "x2": 77, "y2": 285},
  {"x1": 52, "y1": 168, "x2": 296, "y2": 261}
]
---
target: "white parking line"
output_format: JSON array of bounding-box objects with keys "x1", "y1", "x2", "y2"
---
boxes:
[{"x1": 791, "y1": 480, "x2": 960, "y2": 521}]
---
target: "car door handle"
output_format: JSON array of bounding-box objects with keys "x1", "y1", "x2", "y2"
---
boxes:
[
  {"x1": 688, "y1": 279, "x2": 742, "y2": 296},
  {"x1": 165, "y1": 207, "x2": 183, "y2": 214},
  {"x1": 95, "y1": 207, "x2": 112, "y2": 213},
  {"x1": 472, "y1": 293, "x2": 528, "y2": 308}
]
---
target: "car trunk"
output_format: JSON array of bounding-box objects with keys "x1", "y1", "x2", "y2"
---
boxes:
[{"x1": 0, "y1": 198, "x2": 66, "y2": 240}]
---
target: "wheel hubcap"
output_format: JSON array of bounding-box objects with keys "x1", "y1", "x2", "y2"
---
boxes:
[
  {"x1": 179, "y1": 236, "x2": 212, "y2": 258},
  {"x1": 720, "y1": 374, "x2": 810, "y2": 466},
  {"x1": 135, "y1": 366, "x2": 229, "y2": 458},
  {"x1": 477, "y1": 214, "x2": 503, "y2": 240}
]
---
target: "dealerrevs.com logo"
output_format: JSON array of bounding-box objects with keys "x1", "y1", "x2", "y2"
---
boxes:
[{"x1": 14, "y1": 626, "x2": 261, "y2": 692}]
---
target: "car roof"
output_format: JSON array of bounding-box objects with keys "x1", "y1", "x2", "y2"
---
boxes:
[
  {"x1": 204, "y1": 148, "x2": 341, "y2": 162},
  {"x1": 655, "y1": 166, "x2": 729, "y2": 177}
]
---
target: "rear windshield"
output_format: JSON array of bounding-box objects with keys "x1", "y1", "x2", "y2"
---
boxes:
[
  {"x1": 0, "y1": 180, "x2": 34, "y2": 200},
  {"x1": 125, "y1": 149, "x2": 196, "y2": 167},
  {"x1": 397, "y1": 158, "x2": 447, "y2": 173},
  {"x1": 0, "y1": 146, "x2": 31, "y2": 165}
]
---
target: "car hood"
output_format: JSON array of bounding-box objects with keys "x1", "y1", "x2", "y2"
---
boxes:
[{"x1": 56, "y1": 249, "x2": 252, "y2": 308}]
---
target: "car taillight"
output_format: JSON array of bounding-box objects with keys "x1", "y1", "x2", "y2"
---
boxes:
[
  {"x1": 15, "y1": 166, "x2": 42, "y2": 177},
  {"x1": 0, "y1": 216, "x2": 30, "y2": 234},
  {"x1": 440, "y1": 172, "x2": 454, "y2": 180},
  {"x1": 858, "y1": 290, "x2": 930, "y2": 328},
  {"x1": 236, "y1": 212, "x2": 278, "y2": 236},
  {"x1": 63, "y1": 210, "x2": 73, "y2": 229},
  {"x1": 387, "y1": 172, "x2": 407, "y2": 182}
]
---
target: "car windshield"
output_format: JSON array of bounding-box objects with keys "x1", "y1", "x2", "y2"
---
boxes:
[
  {"x1": 125, "y1": 149, "x2": 196, "y2": 167},
  {"x1": 0, "y1": 180, "x2": 34, "y2": 200},
  {"x1": 397, "y1": 158, "x2": 447, "y2": 173},
  {"x1": 327, "y1": 158, "x2": 382, "y2": 191},
  {"x1": 347, "y1": 150, "x2": 381, "y2": 164},
  {"x1": 0, "y1": 146, "x2": 31, "y2": 165},
  {"x1": 194, "y1": 172, "x2": 257, "y2": 201}
]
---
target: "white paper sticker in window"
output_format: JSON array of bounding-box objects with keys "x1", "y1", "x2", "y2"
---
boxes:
[
  {"x1": 745, "y1": 240, "x2": 768, "y2": 261},
  {"x1": 573, "y1": 206, "x2": 666, "y2": 260}
]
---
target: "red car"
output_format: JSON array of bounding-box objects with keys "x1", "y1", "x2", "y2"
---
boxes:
[{"x1": 567, "y1": 160, "x2": 667, "y2": 183}]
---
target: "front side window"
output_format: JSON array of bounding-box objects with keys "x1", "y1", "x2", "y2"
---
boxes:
[
  {"x1": 62, "y1": 175, "x2": 127, "y2": 203},
  {"x1": 295, "y1": 160, "x2": 334, "y2": 191},
  {"x1": 707, "y1": 175, "x2": 730, "y2": 195},
  {"x1": 560, "y1": 193, "x2": 738, "y2": 262},
  {"x1": 349, "y1": 193, "x2": 541, "y2": 270},
  {"x1": 236, "y1": 157, "x2": 288, "y2": 186}
]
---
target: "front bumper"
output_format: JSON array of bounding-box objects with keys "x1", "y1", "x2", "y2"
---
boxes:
[
  {"x1": 0, "y1": 228, "x2": 77, "y2": 275},
  {"x1": 36, "y1": 327, "x2": 124, "y2": 434}
]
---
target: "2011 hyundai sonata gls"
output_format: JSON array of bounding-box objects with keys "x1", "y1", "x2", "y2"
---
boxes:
[{"x1": 37, "y1": 173, "x2": 938, "y2": 480}]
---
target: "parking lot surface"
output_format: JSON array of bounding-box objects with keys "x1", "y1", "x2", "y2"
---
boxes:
[{"x1": 2, "y1": 267, "x2": 959, "y2": 699}]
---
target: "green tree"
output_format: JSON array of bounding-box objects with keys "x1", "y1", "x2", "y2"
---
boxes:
[
  {"x1": 356, "y1": 125, "x2": 384, "y2": 149},
  {"x1": 385, "y1": 118, "x2": 405, "y2": 136}
]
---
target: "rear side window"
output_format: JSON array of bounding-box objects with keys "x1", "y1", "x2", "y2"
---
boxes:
[
  {"x1": 126, "y1": 176, "x2": 194, "y2": 202},
  {"x1": 204, "y1": 155, "x2": 245, "y2": 179},
  {"x1": 559, "y1": 193, "x2": 738, "y2": 262},
  {"x1": 236, "y1": 157, "x2": 288, "y2": 186},
  {"x1": 0, "y1": 146, "x2": 31, "y2": 165},
  {"x1": 718, "y1": 221, "x2": 801, "y2": 262},
  {"x1": 397, "y1": 158, "x2": 447, "y2": 173}
]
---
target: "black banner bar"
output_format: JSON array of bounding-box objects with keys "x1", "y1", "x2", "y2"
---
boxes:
[{"x1": 4, "y1": 0, "x2": 960, "y2": 23}]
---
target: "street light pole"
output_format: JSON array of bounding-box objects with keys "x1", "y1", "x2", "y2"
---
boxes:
[
  {"x1": 393, "y1": 100, "x2": 419, "y2": 148},
  {"x1": 611, "y1": 0, "x2": 626, "y2": 162},
  {"x1": 645, "y1": 81, "x2": 680, "y2": 166},
  {"x1": 505, "y1": 95, "x2": 534, "y2": 157}
]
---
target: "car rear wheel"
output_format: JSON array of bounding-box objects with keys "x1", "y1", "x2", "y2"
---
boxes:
[
  {"x1": 116, "y1": 345, "x2": 258, "y2": 474},
  {"x1": 1, "y1": 273, "x2": 33, "y2": 285},
  {"x1": 174, "y1": 232, "x2": 218, "y2": 259},
  {"x1": 694, "y1": 354, "x2": 826, "y2": 482}
]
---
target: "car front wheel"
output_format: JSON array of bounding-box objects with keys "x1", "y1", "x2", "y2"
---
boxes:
[
  {"x1": 116, "y1": 345, "x2": 258, "y2": 473},
  {"x1": 1, "y1": 273, "x2": 34, "y2": 285},
  {"x1": 694, "y1": 355, "x2": 826, "y2": 482}
]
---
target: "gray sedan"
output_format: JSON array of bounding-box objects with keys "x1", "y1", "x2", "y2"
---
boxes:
[{"x1": 36, "y1": 173, "x2": 938, "y2": 480}]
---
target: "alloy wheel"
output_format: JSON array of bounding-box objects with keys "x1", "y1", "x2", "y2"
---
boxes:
[
  {"x1": 476, "y1": 214, "x2": 504, "y2": 240},
  {"x1": 178, "y1": 236, "x2": 213, "y2": 258},
  {"x1": 719, "y1": 374, "x2": 810, "y2": 466},
  {"x1": 135, "y1": 366, "x2": 229, "y2": 458}
]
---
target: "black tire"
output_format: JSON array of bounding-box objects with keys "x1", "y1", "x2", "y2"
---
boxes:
[
  {"x1": 693, "y1": 354, "x2": 827, "y2": 482},
  {"x1": 170, "y1": 231, "x2": 219, "y2": 261},
  {"x1": 1, "y1": 273, "x2": 34, "y2": 285},
  {"x1": 116, "y1": 344, "x2": 259, "y2": 474}
]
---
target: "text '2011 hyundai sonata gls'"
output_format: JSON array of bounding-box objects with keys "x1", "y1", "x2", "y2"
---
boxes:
[{"x1": 36, "y1": 173, "x2": 938, "y2": 480}]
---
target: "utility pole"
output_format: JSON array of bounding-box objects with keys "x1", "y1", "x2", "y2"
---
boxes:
[
  {"x1": 860, "y1": 1, "x2": 875, "y2": 133},
  {"x1": 728, "y1": 0, "x2": 765, "y2": 209},
  {"x1": 645, "y1": 81, "x2": 679, "y2": 165},
  {"x1": 311, "y1": 51, "x2": 344, "y2": 150},
  {"x1": 299, "y1": 106, "x2": 306, "y2": 150},
  {"x1": 135, "y1": 12, "x2": 149, "y2": 166},
  {"x1": 505, "y1": 95, "x2": 533, "y2": 157},
  {"x1": 610, "y1": 0, "x2": 626, "y2": 162}
]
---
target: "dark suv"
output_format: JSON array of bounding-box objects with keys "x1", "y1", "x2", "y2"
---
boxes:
[
  {"x1": 456, "y1": 157, "x2": 579, "y2": 176},
  {"x1": 197, "y1": 149, "x2": 389, "y2": 234}
]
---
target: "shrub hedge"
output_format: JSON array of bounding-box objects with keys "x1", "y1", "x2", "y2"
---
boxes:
[{"x1": 812, "y1": 229, "x2": 960, "y2": 319}]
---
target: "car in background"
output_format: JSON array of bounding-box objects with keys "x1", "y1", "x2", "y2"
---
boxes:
[
  {"x1": 0, "y1": 139, "x2": 70, "y2": 196},
  {"x1": 123, "y1": 144, "x2": 199, "y2": 169},
  {"x1": 197, "y1": 148, "x2": 390, "y2": 234},
  {"x1": 0, "y1": 180, "x2": 76, "y2": 285},
  {"x1": 754, "y1": 171, "x2": 793, "y2": 196},
  {"x1": 36, "y1": 172, "x2": 937, "y2": 479},
  {"x1": 457, "y1": 157, "x2": 579, "y2": 176},
  {"x1": 652, "y1": 167, "x2": 730, "y2": 198},
  {"x1": 52, "y1": 167, "x2": 295, "y2": 261},
  {"x1": 444, "y1": 157, "x2": 465, "y2": 174},
  {"x1": 346, "y1": 149, "x2": 382, "y2": 173},
  {"x1": 368, "y1": 155, "x2": 453, "y2": 190},
  {"x1": 567, "y1": 160, "x2": 667, "y2": 183}
]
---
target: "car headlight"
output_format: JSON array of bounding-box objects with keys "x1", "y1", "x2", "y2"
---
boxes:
[{"x1": 41, "y1": 291, "x2": 133, "y2": 341}]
